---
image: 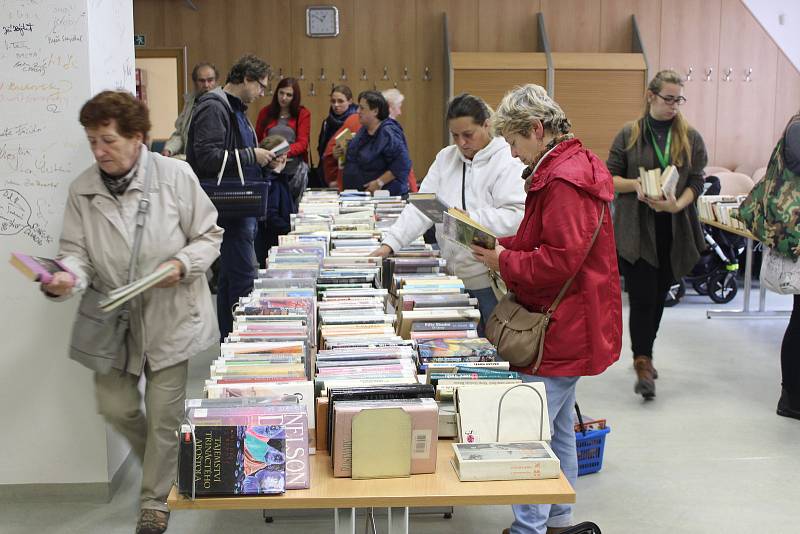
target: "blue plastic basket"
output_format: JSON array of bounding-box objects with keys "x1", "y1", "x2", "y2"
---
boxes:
[{"x1": 575, "y1": 426, "x2": 610, "y2": 476}]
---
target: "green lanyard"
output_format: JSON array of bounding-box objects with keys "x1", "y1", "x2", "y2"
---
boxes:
[{"x1": 648, "y1": 123, "x2": 671, "y2": 169}]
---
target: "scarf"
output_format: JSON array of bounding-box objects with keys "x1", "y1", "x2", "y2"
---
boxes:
[
  {"x1": 318, "y1": 103, "x2": 358, "y2": 158},
  {"x1": 522, "y1": 133, "x2": 575, "y2": 191},
  {"x1": 100, "y1": 162, "x2": 138, "y2": 197}
]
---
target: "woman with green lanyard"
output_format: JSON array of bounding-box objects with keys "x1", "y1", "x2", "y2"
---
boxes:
[{"x1": 606, "y1": 69, "x2": 708, "y2": 400}]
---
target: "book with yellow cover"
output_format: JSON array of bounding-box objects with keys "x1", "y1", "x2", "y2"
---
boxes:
[{"x1": 442, "y1": 209, "x2": 497, "y2": 250}]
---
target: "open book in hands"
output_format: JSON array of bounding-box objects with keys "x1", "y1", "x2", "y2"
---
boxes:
[
  {"x1": 639, "y1": 165, "x2": 678, "y2": 199},
  {"x1": 442, "y1": 209, "x2": 497, "y2": 250},
  {"x1": 98, "y1": 263, "x2": 179, "y2": 312}
]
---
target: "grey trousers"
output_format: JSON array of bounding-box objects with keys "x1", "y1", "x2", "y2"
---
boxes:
[{"x1": 94, "y1": 360, "x2": 188, "y2": 512}]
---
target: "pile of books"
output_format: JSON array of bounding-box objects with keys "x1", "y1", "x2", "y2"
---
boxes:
[
  {"x1": 697, "y1": 194, "x2": 749, "y2": 230},
  {"x1": 177, "y1": 397, "x2": 310, "y2": 496},
  {"x1": 639, "y1": 165, "x2": 679, "y2": 199}
]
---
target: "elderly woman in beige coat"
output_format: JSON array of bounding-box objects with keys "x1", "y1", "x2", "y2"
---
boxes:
[{"x1": 42, "y1": 91, "x2": 222, "y2": 534}]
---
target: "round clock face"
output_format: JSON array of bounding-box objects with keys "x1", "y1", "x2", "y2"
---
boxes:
[{"x1": 307, "y1": 7, "x2": 339, "y2": 37}]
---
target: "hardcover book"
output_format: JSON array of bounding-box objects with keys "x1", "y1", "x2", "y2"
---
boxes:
[
  {"x1": 451, "y1": 440, "x2": 560, "y2": 481},
  {"x1": 178, "y1": 424, "x2": 286, "y2": 496},
  {"x1": 9, "y1": 252, "x2": 72, "y2": 284},
  {"x1": 408, "y1": 193, "x2": 450, "y2": 223}
]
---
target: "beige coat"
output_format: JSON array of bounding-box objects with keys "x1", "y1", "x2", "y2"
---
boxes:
[{"x1": 57, "y1": 147, "x2": 223, "y2": 375}]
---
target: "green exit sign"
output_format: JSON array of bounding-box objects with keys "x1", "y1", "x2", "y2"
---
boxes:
[{"x1": 134, "y1": 34, "x2": 145, "y2": 47}]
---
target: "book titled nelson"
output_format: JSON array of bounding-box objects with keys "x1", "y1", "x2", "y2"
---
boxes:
[
  {"x1": 10, "y1": 252, "x2": 73, "y2": 284},
  {"x1": 451, "y1": 441, "x2": 560, "y2": 482}
]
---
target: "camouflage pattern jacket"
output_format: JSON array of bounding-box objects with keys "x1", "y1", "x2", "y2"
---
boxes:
[{"x1": 738, "y1": 114, "x2": 800, "y2": 259}]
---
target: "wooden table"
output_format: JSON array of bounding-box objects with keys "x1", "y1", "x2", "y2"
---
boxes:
[
  {"x1": 699, "y1": 218, "x2": 791, "y2": 320},
  {"x1": 168, "y1": 440, "x2": 575, "y2": 533}
]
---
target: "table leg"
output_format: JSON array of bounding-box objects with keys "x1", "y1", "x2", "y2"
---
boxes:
[
  {"x1": 387, "y1": 507, "x2": 409, "y2": 534},
  {"x1": 334, "y1": 508, "x2": 356, "y2": 534},
  {"x1": 707, "y1": 238, "x2": 790, "y2": 319}
]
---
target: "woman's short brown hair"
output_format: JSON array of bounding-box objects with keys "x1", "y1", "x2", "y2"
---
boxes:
[{"x1": 79, "y1": 90, "x2": 151, "y2": 138}]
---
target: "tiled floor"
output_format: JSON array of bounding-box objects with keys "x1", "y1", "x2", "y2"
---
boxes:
[{"x1": 2, "y1": 287, "x2": 797, "y2": 534}]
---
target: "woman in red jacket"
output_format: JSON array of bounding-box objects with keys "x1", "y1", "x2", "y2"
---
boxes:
[
  {"x1": 473, "y1": 84, "x2": 622, "y2": 534},
  {"x1": 254, "y1": 77, "x2": 311, "y2": 265}
]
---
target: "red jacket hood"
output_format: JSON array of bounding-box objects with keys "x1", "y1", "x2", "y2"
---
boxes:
[{"x1": 527, "y1": 138, "x2": 615, "y2": 203}]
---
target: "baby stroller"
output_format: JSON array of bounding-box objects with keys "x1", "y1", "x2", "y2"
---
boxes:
[{"x1": 665, "y1": 176, "x2": 744, "y2": 306}]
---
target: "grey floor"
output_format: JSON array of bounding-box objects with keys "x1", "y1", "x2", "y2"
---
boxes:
[{"x1": 2, "y1": 285, "x2": 797, "y2": 534}]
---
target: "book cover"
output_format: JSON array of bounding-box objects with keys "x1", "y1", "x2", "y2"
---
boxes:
[
  {"x1": 9, "y1": 253, "x2": 72, "y2": 284},
  {"x1": 408, "y1": 193, "x2": 449, "y2": 224},
  {"x1": 178, "y1": 424, "x2": 286, "y2": 496},
  {"x1": 442, "y1": 210, "x2": 497, "y2": 250},
  {"x1": 417, "y1": 338, "x2": 498, "y2": 360},
  {"x1": 451, "y1": 440, "x2": 560, "y2": 481}
]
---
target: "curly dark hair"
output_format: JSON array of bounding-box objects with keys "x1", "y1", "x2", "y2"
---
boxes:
[
  {"x1": 226, "y1": 54, "x2": 271, "y2": 85},
  {"x1": 357, "y1": 90, "x2": 389, "y2": 121},
  {"x1": 79, "y1": 90, "x2": 151, "y2": 138}
]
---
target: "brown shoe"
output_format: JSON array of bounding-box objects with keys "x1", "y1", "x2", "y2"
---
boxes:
[
  {"x1": 633, "y1": 356, "x2": 656, "y2": 399},
  {"x1": 502, "y1": 530, "x2": 510, "y2": 534},
  {"x1": 136, "y1": 509, "x2": 169, "y2": 534}
]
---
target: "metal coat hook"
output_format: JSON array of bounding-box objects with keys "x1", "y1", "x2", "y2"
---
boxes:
[
  {"x1": 372, "y1": 82, "x2": 378, "y2": 91},
  {"x1": 744, "y1": 67, "x2": 753, "y2": 82},
  {"x1": 422, "y1": 66, "x2": 431, "y2": 81},
  {"x1": 308, "y1": 82, "x2": 316, "y2": 96},
  {"x1": 723, "y1": 67, "x2": 733, "y2": 82},
  {"x1": 340, "y1": 68, "x2": 347, "y2": 81},
  {"x1": 360, "y1": 68, "x2": 368, "y2": 81},
  {"x1": 704, "y1": 67, "x2": 713, "y2": 82},
  {"x1": 685, "y1": 66, "x2": 693, "y2": 82},
  {"x1": 393, "y1": 80, "x2": 398, "y2": 88},
  {"x1": 299, "y1": 67, "x2": 305, "y2": 80},
  {"x1": 320, "y1": 67, "x2": 327, "y2": 81},
  {"x1": 278, "y1": 67, "x2": 284, "y2": 80},
  {"x1": 382, "y1": 66, "x2": 389, "y2": 80},
  {"x1": 401, "y1": 66, "x2": 410, "y2": 81}
]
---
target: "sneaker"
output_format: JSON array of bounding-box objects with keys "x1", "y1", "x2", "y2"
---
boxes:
[
  {"x1": 136, "y1": 509, "x2": 169, "y2": 534},
  {"x1": 633, "y1": 356, "x2": 656, "y2": 399}
]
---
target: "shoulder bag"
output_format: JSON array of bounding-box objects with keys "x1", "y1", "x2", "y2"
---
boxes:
[
  {"x1": 485, "y1": 204, "x2": 605, "y2": 371},
  {"x1": 68, "y1": 162, "x2": 153, "y2": 374},
  {"x1": 200, "y1": 149, "x2": 269, "y2": 220},
  {"x1": 761, "y1": 246, "x2": 800, "y2": 295}
]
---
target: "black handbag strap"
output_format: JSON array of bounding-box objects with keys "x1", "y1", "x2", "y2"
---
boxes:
[{"x1": 546, "y1": 203, "x2": 606, "y2": 316}]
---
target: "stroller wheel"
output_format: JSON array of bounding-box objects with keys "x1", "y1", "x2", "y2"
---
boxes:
[
  {"x1": 692, "y1": 279, "x2": 709, "y2": 295},
  {"x1": 708, "y1": 271, "x2": 738, "y2": 303}
]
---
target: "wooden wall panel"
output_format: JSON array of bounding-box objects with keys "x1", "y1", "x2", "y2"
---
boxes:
[
  {"x1": 540, "y1": 0, "x2": 601, "y2": 52},
  {"x1": 554, "y1": 70, "x2": 645, "y2": 160},
  {"x1": 414, "y1": 0, "x2": 478, "y2": 175},
  {"x1": 354, "y1": 0, "x2": 417, "y2": 169},
  {"x1": 600, "y1": 0, "x2": 661, "y2": 70},
  {"x1": 659, "y1": 0, "x2": 721, "y2": 164},
  {"x1": 454, "y1": 70, "x2": 547, "y2": 110},
  {"x1": 773, "y1": 52, "x2": 800, "y2": 144},
  {"x1": 715, "y1": 0, "x2": 777, "y2": 172},
  {"x1": 477, "y1": 0, "x2": 541, "y2": 52}
]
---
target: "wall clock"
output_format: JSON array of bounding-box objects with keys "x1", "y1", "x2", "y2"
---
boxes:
[{"x1": 306, "y1": 5, "x2": 340, "y2": 38}]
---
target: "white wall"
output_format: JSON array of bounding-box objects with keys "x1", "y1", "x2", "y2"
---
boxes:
[
  {"x1": 742, "y1": 0, "x2": 800, "y2": 70},
  {"x1": 0, "y1": 0, "x2": 134, "y2": 488}
]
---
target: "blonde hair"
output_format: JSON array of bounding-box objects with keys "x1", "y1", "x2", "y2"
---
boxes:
[
  {"x1": 627, "y1": 69, "x2": 692, "y2": 167},
  {"x1": 381, "y1": 88, "x2": 404, "y2": 107},
  {"x1": 492, "y1": 84, "x2": 571, "y2": 138}
]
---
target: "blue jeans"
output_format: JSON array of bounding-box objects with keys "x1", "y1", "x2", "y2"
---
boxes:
[
  {"x1": 467, "y1": 286, "x2": 498, "y2": 337},
  {"x1": 216, "y1": 217, "x2": 257, "y2": 340},
  {"x1": 511, "y1": 374, "x2": 579, "y2": 534}
]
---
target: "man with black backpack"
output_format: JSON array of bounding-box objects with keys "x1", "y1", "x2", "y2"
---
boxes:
[{"x1": 187, "y1": 54, "x2": 283, "y2": 339}]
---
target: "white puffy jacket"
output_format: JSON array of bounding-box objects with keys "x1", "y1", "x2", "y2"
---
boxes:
[{"x1": 382, "y1": 136, "x2": 526, "y2": 289}]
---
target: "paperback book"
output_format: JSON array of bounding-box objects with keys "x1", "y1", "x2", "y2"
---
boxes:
[
  {"x1": 442, "y1": 209, "x2": 497, "y2": 250},
  {"x1": 451, "y1": 441, "x2": 560, "y2": 481}
]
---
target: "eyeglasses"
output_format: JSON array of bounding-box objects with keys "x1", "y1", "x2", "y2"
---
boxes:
[
  {"x1": 253, "y1": 79, "x2": 269, "y2": 92},
  {"x1": 653, "y1": 93, "x2": 687, "y2": 106}
]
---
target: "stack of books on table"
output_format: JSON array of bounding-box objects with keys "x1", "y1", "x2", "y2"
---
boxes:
[
  {"x1": 177, "y1": 399, "x2": 311, "y2": 496},
  {"x1": 372, "y1": 194, "x2": 407, "y2": 230},
  {"x1": 325, "y1": 384, "x2": 439, "y2": 479}
]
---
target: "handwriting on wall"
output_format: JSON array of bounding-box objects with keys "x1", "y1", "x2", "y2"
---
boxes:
[{"x1": 0, "y1": 0, "x2": 90, "y2": 248}]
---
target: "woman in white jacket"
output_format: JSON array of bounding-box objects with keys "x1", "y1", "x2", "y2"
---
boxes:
[{"x1": 372, "y1": 93, "x2": 526, "y2": 333}]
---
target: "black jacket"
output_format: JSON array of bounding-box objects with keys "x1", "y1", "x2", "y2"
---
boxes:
[{"x1": 186, "y1": 88, "x2": 259, "y2": 181}]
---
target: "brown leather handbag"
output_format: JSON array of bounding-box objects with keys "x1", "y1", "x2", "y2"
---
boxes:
[{"x1": 485, "y1": 204, "x2": 605, "y2": 371}]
